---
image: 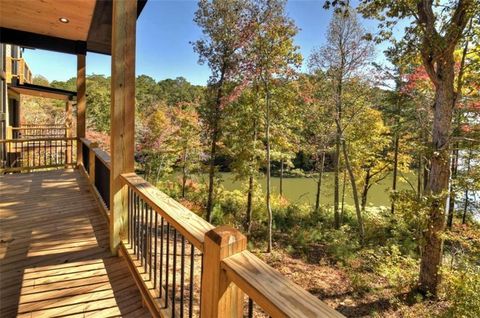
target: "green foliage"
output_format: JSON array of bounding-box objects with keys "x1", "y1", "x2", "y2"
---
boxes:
[{"x1": 442, "y1": 265, "x2": 480, "y2": 318}]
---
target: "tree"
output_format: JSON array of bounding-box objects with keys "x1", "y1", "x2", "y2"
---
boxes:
[
  {"x1": 249, "y1": 0, "x2": 302, "y2": 252},
  {"x1": 309, "y1": 7, "x2": 373, "y2": 230},
  {"x1": 297, "y1": 73, "x2": 335, "y2": 213},
  {"x1": 334, "y1": 0, "x2": 478, "y2": 296},
  {"x1": 170, "y1": 103, "x2": 203, "y2": 198},
  {"x1": 310, "y1": 7, "x2": 373, "y2": 243},
  {"x1": 193, "y1": 0, "x2": 256, "y2": 222}
]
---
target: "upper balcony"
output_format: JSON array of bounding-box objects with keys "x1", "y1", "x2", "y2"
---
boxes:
[
  {"x1": 6, "y1": 57, "x2": 32, "y2": 84},
  {"x1": 0, "y1": 0, "x2": 344, "y2": 317}
]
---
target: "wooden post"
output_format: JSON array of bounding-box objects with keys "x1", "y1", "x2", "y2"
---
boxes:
[
  {"x1": 201, "y1": 226, "x2": 246, "y2": 318},
  {"x1": 76, "y1": 54, "x2": 86, "y2": 168},
  {"x1": 65, "y1": 100, "x2": 73, "y2": 164},
  {"x1": 109, "y1": 0, "x2": 137, "y2": 254}
]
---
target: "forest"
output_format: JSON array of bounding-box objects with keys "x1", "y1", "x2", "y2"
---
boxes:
[{"x1": 22, "y1": 0, "x2": 480, "y2": 317}]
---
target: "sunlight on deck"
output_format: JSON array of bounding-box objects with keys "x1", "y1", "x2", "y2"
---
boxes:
[{"x1": 0, "y1": 170, "x2": 151, "y2": 317}]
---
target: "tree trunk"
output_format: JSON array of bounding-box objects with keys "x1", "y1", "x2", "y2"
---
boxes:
[
  {"x1": 181, "y1": 148, "x2": 187, "y2": 198},
  {"x1": 206, "y1": 83, "x2": 223, "y2": 222},
  {"x1": 314, "y1": 151, "x2": 325, "y2": 213},
  {"x1": 361, "y1": 169, "x2": 371, "y2": 212},
  {"x1": 340, "y1": 169, "x2": 346, "y2": 223},
  {"x1": 245, "y1": 120, "x2": 258, "y2": 234},
  {"x1": 391, "y1": 134, "x2": 399, "y2": 213},
  {"x1": 447, "y1": 147, "x2": 458, "y2": 228},
  {"x1": 462, "y1": 150, "x2": 472, "y2": 224},
  {"x1": 246, "y1": 175, "x2": 254, "y2": 234},
  {"x1": 419, "y1": 62, "x2": 455, "y2": 296},
  {"x1": 206, "y1": 127, "x2": 218, "y2": 222},
  {"x1": 342, "y1": 139, "x2": 364, "y2": 245},
  {"x1": 334, "y1": 140, "x2": 341, "y2": 228},
  {"x1": 417, "y1": 151, "x2": 423, "y2": 199},
  {"x1": 333, "y1": 76, "x2": 343, "y2": 229},
  {"x1": 279, "y1": 158, "x2": 284, "y2": 197},
  {"x1": 265, "y1": 88, "x2": 273, "y2": 253}
]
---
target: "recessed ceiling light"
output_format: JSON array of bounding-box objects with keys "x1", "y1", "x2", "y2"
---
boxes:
[{"x1": 59, "y1": 17, "x2": 69, "y2": 23}]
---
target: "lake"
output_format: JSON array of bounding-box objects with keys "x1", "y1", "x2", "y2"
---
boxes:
[{"x1": 184, "y1": 172, "x2": 417, "y2": 208}]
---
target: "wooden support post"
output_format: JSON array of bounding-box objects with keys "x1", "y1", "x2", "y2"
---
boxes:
[
  {"x1": 65, "y1": 100, "x2": 73, "y2": 164},
  {"x1": 201, "y1": 226, "x2": 246, "y2": 318},
  {"x1": 110, "y1": 0, "x2": 137, "y2": 255},
  {"x1": 76, "y1": 54, "x2": 86, "y2": 168},
  {"x1": 89, "y1": 143, "x2": 99, "y2": 185}
]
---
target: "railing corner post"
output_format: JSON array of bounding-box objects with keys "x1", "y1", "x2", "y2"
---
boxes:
[{"x1": 201, "y1": 225, "x2": 246, "y2": 318}]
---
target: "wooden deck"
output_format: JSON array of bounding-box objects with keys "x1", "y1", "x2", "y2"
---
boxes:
[{"x1": 0, "y1": 169, "x2": 151, "y2": 317}]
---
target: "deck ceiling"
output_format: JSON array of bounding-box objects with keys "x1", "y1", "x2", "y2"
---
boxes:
[
  {"x1": 0, "y1": 0, "x2": 147, "y2": 55},
  {"x1": 0, "y1": 0, "x2": 96, "y2": 41}
]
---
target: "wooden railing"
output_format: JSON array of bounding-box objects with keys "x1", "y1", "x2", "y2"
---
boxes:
[
  {"x1": 0, "y1": 137, "x2": 76, "y2": 173},
  {"x1": 12, "y1": 126, "x2": 68, "y2": 139},
  {"x1": 6, "y1": 57, "x2": 32, "y2": 84},
  {"x1": 79, "y1": 137, "x2": 343, "y2": 318}
]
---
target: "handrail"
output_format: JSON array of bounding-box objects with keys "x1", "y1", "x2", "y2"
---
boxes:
[
  {"x1": 121, "y1": 172, "x2": 214, "y2": 251},
  {"x1": 222, "y1": 250, "x2": 344, "y2": 318}
]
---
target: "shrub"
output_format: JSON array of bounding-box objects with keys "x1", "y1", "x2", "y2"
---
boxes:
[{"x1": 441, "y1": 265, "x2": 480, "y2": 318}]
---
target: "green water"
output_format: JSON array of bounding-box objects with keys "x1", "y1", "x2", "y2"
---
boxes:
[{"x1": 181, "y1": 172, "x2": 416, "y2": 208}]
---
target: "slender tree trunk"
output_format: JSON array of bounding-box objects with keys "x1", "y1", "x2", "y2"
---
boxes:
[
  {"x1": 340, "y1": 169, "x2": 346, "y2": 223},
  {"x1": 417, "y1": 151, "x2": 423, "y2": 199},
  {"x1": 391, "y1": 134, "x2": 399, "y2": 213},
  {"x1": 265, "y1": 88, "x2": 273, "y2": 253},
  {"x1": 246, "y1": 175, "x2": 254, "y2": 234},
  {"x1": 206, "y1": 82, "x2": 224, "y2": 222},
  {"x1": 361, "y1": 169, "x2": 371, "y2": 211},
  {"x1": 279, "y1": 158, "x2": 284, "y2": 197},
  {"x1": 462, "y1": 150, "x2": 472, "y2": 224},
  {"x1": 419, "y1": 61, "x2": 455, "y2": 296},
  {"x1": 314, "y1": 151, "x2": 325, "y2": 213},
  {"x1": 245, "y1": 120, "x2": 258, "y2": 234},
  {"x1": 181, "y1": 148, "x2": 187, "y2": 198},
  {"x1": 333, "y1": 76, "x2": 343, "y2": 229},
  {"x1": 342, "y1": 139, "x2": 364, "y2": 244},
  {"x1": 447, "y1": 146, "x2": 458, "y2": 228},
  {"x1": 206, "y1": 126, "x2": 218, "y2": 222}
]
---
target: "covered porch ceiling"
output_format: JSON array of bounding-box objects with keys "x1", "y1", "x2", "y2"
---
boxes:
[{"x1": 0, "y1": 0, "x2": 147, "y2": 55}]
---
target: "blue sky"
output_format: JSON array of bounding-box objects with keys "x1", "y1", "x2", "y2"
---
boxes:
[{"x1": 23, "y1": 0, "x2": 391, "y2": 86}]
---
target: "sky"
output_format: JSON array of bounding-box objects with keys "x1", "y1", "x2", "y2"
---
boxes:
[{"x1": 23, "y1": 0, "x2": 392, "y2": 86}]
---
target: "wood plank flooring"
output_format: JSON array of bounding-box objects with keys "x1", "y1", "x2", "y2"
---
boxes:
[{"x1": 0, "y1": 169, "x2": 151, "y2": 317}]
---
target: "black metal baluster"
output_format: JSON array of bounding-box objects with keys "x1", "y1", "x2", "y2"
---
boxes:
[
  {"x1": 27, "y1": 140, "x2": 29, "y2": 168},
  {"x1": 128, "y1": 189, "x2": 132, "y2": 244},
  {"x1": 172, "y1": 229, "x2": 177, "y2": 317},
  {"x1": 44, "y1": 140, "x2": 46, "y2": 166},
  {"x1": 135, "y1": 194, "x2": 140, "y2": 257},
  {"x1": 159, "y1": 217, "x2": 164, "y2": 298},
  {"x1": 248, "y1": 298, "x2": 254, "y2": 318},
  {"x1": 180, "y1": 236, "x2": 185, "y2": 318},
  {"x1": 149, "y1": 206, "x2": 153, "y2": 280},
  {"x1": 144, "y1": 202, "x2": 149, "y2": 274},
  {"x1": 189, "y1": 244, "x2": 194, "y2": 318},
  {"x1": 165, "y1": 223, "x2": 170, "y2": 308},
  {"x1": 140, "y1": 198, "x2": 145, "y2": 267},
  {"x1": 154, "y1": 212, "x2": 158, "y2": 289}
]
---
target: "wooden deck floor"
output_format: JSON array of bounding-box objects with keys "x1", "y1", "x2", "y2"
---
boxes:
[{"x1": 0, "y1": 169, "x2": 151, "y2": 318}]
